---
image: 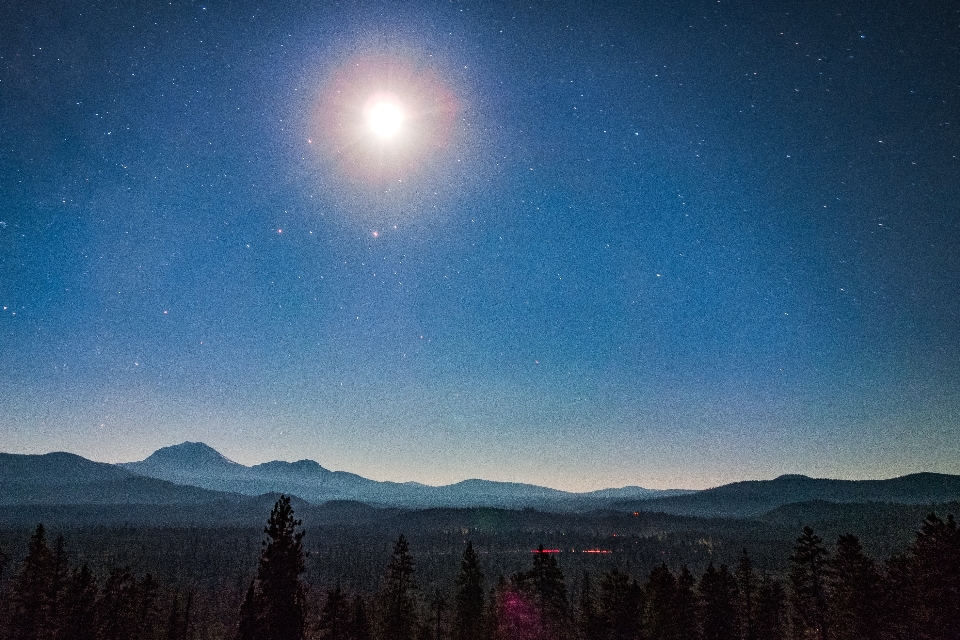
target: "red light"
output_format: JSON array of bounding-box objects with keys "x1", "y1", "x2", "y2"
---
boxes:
[{"x1": 531, "y1": 549, "x2": 561, "y2": 553}]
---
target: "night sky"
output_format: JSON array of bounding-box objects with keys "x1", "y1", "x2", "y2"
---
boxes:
[{"x1": 2, "y1": 0, "x2": 958, "y2": 491}]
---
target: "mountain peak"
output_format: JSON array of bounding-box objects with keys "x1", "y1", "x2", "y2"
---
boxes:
[{"x1": 138, "y1": 442, "x2": 241, "y2": 470}]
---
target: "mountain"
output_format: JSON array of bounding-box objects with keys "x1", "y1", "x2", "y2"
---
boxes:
[
  {"x1": 0, "y1": 451, "x2": 242, "y2": 506},
  {"x1": 120, "y1": 442, "x2": 688, "y2": 510},
  {"x1": 617, "y1": 473, "x2": 960, "y2": 519}
]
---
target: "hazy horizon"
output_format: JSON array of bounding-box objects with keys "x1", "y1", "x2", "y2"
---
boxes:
[{"x1": 5, "y1": 439, "x2": 954, "y2": 493}]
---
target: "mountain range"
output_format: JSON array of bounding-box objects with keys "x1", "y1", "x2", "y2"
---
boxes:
[
  {"x1": 118, "y1": 442, "x2": 689, "y2": 510},
  {"x1": 3, "y1": 442, "x2": 960, "y2": 522}
]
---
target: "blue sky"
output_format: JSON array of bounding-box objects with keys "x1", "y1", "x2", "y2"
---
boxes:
[{"x1": 1, "y1": 0, "x2": 958, "y2": 490}]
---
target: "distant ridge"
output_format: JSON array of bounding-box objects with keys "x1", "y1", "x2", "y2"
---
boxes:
[
  {"x1": 614, "y1": 472, "x2": 960, "y2": 519},
  {"x1": 118, "y1": 442, "x2": 688, "y2": 511},
  {"x1": 0, "y1": 451, "x2": 239, "y2": 506}
]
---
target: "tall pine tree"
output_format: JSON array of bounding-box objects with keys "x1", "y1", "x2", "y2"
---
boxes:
[
  {"x1": 645, "y1": 563, "x2": 678, "y2": 640},
  {"x1": 10, "y1": 523, "x2": 53, "y2": 640},
  {"x1": 598, "y1": 568, "x2": 643, "y2": 640},
  {"x1": 827, "y1": 534, "x2": 882, "y2": 640},
  {"x1": 235, "y1": 495, "x2": 307, "y2": 640},
  {"x1": 789, "y1": 527, "x2": 829, "y2": 640},
  {"x1": 318, "y1": 585, "x2": 350, "y2": 640},
  {"x1": 453, "y1": 541, "x2": 485, "y2": 640},
  {"x1": 902, "y1": 513, "x2": 960, "y2": 640},
  {"x1": 698, "y1": 563, "x2": 738, "y2": 640},
  {"x1": 59, "y1": 563, "x2": 98, "y2": 640},
  {"x1": 528, "y1": 545, "x2": 568, "y2": 640},
  {"x1": 378, "y1": 534, "x2": 419, "y2": 640},
  {"x1": 735, "y1": 550, "x2": 755, "y2": 640},
  {"x1": 753, "y1": 574, "x2": 786, "y2": 640}
]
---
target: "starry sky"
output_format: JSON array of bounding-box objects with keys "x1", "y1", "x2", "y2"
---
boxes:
[{"x1": 1, "y1": 0, "x2": 958, "y2": 491}]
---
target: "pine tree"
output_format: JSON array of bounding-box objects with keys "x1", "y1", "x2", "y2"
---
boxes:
[
  {"x1": 826, "y1": 534, "x2": 882, "y2": 640},
  {"x1": 698, "y1": 563, "x2": 738, "y2": 640},
  {"x1": 789, "y1": 526, "x2": 829, "y2": 640},
  {"x1": 645, "y1": 563, "x2": 678, "y2": 640},
  {"x1": 98, "y1": 567, "x2": 137, "y2": 640},
  {"x1": 236, "y1": 582, "x2": 258, "y2": 640},
  {"x1": 598, "y1": 568, "x2": 643, "y2": 640},
  {"x1": 752, "y1": 575, "x2": 785, "y2": 640},
  {"x1": 675, "y1": 565, "x2": 699, "y2": 640},
  {"x1": 378, "y1": 534, "x2": 419, "y2": 640},
  {"x1": 10, "y1": 523, "x2": 53, "y2": 640},
  {"x1": 234, "y1": 495, "x2": 307, "y2": 640},
  {"x1": 318, "y1": 585, "x2": 350, "y2": 640},
  {"x1": 48, "y1": 534, "x2": 68, "y2": 638},
  {"x1": 579, "y1": 572, "x2": 603, "y2": 640},
  {"x1": 528, "y1": 545, "x2": 569, "y2": 639},
  {"x1": 59, "y1": 563, "x2": 98, "y2": 640},
  {"x1": 735, "y1": 550, "x2": 755, "y2": 640},
  {"x1": 453, "y1": 541, "x2": 485, "y2": 640},
  {"x1": 347, "y1": 595, "x2": 373, "y2": 640},
  {"x1": 260, "y1": 495, "x2": 307, "y2": 640},
  {"x1": 902, "y1": 513, "x2": 960, "y2": 640}
]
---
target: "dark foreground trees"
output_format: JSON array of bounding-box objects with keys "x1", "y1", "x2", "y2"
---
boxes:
[
  {"x1": 453, "y1": 541, "x2": 486, "y2": 640},
  {"x1": 3, "y1": 507, "x2": 960, "y2": 640},
  {"x1": 236, "y1": 494, "x2": 307, "y2": 640},
  {"x1": 377, "y1": 534, "x2": 419, "y2": 640}
]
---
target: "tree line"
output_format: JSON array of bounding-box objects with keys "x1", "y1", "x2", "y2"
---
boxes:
[{"x1": 1, "y1": 495, "x2": 958, "y2": 640}]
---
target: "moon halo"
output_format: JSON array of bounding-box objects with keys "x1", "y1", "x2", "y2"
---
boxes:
[{"x1": 312, "y1": 55, "x2": 459, "y2": 185}]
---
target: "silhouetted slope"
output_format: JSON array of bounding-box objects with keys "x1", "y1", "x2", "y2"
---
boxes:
[
  {"x1": 621, "y1": 473, "x2": 960, "y2": 518},
  {"x1": 0, "y1": 451, "x2": 242, "y2": 506}
]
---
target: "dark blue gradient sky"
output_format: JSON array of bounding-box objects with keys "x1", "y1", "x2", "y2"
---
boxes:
[{"x1": 2, "y1": 0, "x2": 958, "y2": 490}]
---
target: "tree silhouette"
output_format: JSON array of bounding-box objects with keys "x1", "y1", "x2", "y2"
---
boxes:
[
  {"x1": 598, "y1": 568, "x2": 643, "y2": 640},
  {"x1": 59, "y1": 563, "x2": 98, "y2": 640},
  {"x1": 753, "y1": 574, "x2": 786, "y2": 640},
  {"x1": 645, "y1": 563, "x2": 678, "y2": 640},
  {"x1": 900, "y1": 513, "x2": 960, "y2": 640},
  {"x1": 528, "y1": 545, "x2": 568, "y2": 639},
  {"x1": 378, "y1": 534, "x2": 419, "y2": 640},
  {"x1": 235, "y1": 495, "x2": 307, "y2": 640},
  {"x1": 789, "y1": 526, "x2": 829, "y2": 640},
  {"x1": 453, "y1": 541, "x2": 485, "y2": 640},
  {"x1": 348, "y1": 594, "x2": 373, "y2": 640},
  {"x1": 318, "y1": 585, "x2": 350, "y2": 640},
  {"x1": 827, "y1": 534, "x2": 882, "y2": 640},
  {"x1": 698, "y1": 563, "x2": 738, "y2": 640},
  {"x1": 10, "y1": 523, "x2": 53, "y2": 640},
  {"x1": 736, "y1": 550, "x2": 756, "y2": 640}
]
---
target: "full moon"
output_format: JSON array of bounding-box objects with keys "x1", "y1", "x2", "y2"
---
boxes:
[
  {"x1": 364, "y1": 94, "x2": 405, "y2": 139},
  {"x1": 313, "y1": 55, "x2": 459, "y2": 186}
]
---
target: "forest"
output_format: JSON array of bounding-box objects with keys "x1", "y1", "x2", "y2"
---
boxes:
[{"x1": 0, "y1": 495, "x2": 957, "y2": 640}]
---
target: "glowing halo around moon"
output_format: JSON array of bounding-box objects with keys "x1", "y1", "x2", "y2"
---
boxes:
[{"x1": 311, "y1": 55, "x2": 459, "y2": 186}]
